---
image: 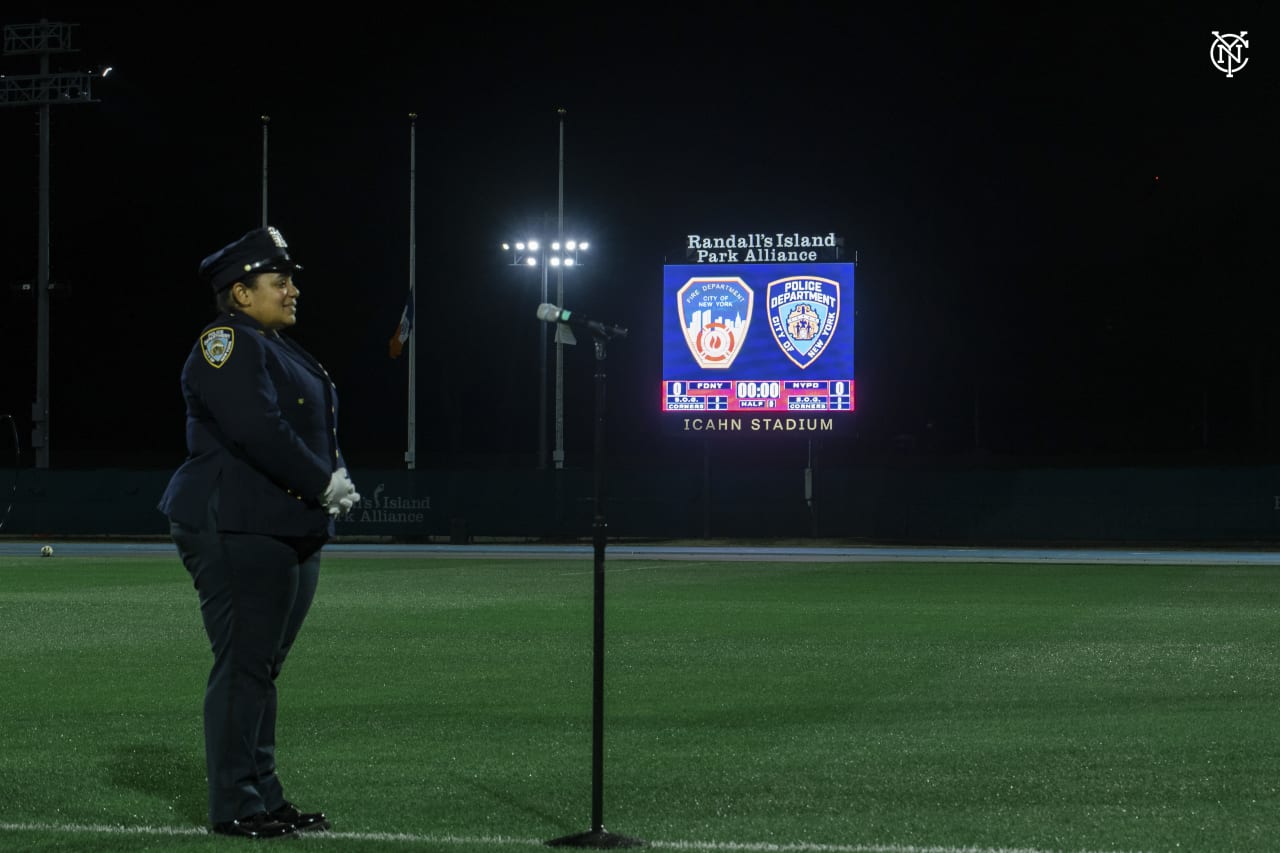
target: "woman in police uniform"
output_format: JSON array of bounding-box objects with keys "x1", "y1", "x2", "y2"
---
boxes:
[{"x1": 158, "y1": 226, "x2": 359, "y2": 839}]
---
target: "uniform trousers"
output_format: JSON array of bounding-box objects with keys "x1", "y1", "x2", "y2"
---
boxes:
[{"x1": 170, "y1": 500, "x2": 325, "y2": 824}]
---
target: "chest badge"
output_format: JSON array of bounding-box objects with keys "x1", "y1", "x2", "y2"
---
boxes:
[{"x1": 200, "y1": 327, "x2": 235, "y2": 368}]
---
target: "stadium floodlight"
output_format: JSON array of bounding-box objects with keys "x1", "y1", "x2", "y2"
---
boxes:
[{"x1": 503, "y1": 236, "x2": 587, "y2": 470}]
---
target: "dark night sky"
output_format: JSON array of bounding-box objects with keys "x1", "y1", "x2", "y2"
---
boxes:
[{"x1": 0, "y1": 5, "x2": 1271, "y2": 470}]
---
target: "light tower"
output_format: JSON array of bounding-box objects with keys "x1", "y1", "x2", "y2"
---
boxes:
[
  {"x1": 554, "y1": 108, "x2": 567, "y2": 469},
  {"x1": 1, "y1": 20, "x2": 101, "y2": 468}
]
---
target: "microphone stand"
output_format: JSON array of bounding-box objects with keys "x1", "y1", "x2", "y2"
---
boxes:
[{"x1": 547, "y1": 327, "x2": 644, "y2": 849}]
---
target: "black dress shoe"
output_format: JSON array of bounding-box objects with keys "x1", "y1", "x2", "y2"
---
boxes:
[
  {"x1": 210, "y1": 811, "x2": 298, "y2": 838},
  {"x1": 268, "y1": 800, "x2": 331, "y2": 832}
]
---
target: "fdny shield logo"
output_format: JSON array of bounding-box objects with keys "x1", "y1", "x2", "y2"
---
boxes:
[
  {"x1": 767, "y1": 276, "x2": 840, "y2": 369},
  {"x1": 200, "y1": 327, "x2": 235, "y2": 368},
  {"x1": 677, "y1": 277, "x2": 753, "y2": 369}
]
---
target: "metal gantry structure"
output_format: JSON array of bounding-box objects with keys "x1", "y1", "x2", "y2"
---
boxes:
[{"x1": 1, "y1": 20, "x2": 101, "y2": 469}]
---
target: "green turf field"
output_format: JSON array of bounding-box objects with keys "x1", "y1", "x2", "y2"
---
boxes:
[{"x1": 1, "y1": 552, "x2": 1278, "y2": 852}]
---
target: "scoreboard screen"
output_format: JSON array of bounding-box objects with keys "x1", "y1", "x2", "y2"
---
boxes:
[{"x1": 661, "y1": 262, "x2": 855, "y2": 414}]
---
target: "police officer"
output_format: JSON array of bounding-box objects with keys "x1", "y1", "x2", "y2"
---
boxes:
[{"x1": 158, "y1": 226, "x2": 359, "y2": 839}]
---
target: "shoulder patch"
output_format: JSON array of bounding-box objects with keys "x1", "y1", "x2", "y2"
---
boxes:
[{"x1": 200, "y1": 327, "x2": 236, "y2": 368}]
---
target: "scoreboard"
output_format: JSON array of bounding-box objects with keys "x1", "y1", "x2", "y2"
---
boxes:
[
  {"x1": 661, "y1": 262, "x2": 855, "y2": 415},
  {"x1": 663, "y1": 379, "x2": 854, "y2": 412}
]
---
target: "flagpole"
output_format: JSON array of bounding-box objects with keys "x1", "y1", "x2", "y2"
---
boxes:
[
  {"x1": 260, "y1": 116, "x2": 269, "y2": 227},
  {"x1": 407, "y1": 112, "x2": 417, "y2": 471}
]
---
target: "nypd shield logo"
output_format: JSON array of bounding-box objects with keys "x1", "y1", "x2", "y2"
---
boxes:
[
  {"x1": 767, "y1": 276, "x2": 840, "y2": 369},
  {"x1": 677, "y1": 277, "x2": 753, "y2": 369},
  {"x1": 200, "y1": 327, "x2": 235, "y2": 368}
]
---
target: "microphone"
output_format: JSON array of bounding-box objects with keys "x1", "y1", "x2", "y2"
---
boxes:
[{"x1": 536, "y1": 303, "x2": 628, "y2": 338}]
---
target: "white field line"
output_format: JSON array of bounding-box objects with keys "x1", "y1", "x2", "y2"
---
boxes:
[
  {"x1": 646, "y1": 840, "x2": 1149, "y2": 853},
  {"x1": 0, "y1": 822, "x2": 1149, "y2": 853}
]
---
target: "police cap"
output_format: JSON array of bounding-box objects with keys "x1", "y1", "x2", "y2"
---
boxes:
[{"x1": 199, "y1": 226, "x2": 303, "y2": 293}]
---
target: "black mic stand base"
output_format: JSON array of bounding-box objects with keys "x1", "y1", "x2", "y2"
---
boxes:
[{"x1": 546, "y1": 828, "x2": 646, "y2": 848}]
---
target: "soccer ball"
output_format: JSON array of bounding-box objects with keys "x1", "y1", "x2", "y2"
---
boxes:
[{"x1": 40, "y1": 545, "x2": 53, "y2": 557}]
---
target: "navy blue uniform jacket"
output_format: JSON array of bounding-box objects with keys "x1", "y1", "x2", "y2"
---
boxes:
[{"x1": 158, "y1": 312, "x2": 345, "y2": 537}]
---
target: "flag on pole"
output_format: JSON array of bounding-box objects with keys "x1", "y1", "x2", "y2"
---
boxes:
[{"x1": 388, "y1": 288, "x2": 414, "y2": 359}]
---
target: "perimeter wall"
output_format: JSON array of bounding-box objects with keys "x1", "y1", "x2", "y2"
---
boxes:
[{"x1": 5, "y1": 463, "x2": 1280, "y2": 545}]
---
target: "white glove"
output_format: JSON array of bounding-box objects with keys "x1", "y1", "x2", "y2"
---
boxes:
[
  {"x1": 321, "y1": 468, "x2": 360, "y2": 516},
  {"x1": 338, "y1": 485, "x2": 362, "y2": 514}
]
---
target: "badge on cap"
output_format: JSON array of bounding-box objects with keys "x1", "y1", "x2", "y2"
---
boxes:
[{"x1": 201, "y1": 327, "x2": 235, "y2": 368}]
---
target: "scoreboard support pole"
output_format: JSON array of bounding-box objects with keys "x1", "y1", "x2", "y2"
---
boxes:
[
  {"x1": 702, "y1": 439, "x2": 711, "y2": 539},
  {"x1": 806, "y1": 438, "x2": 816, "y2": 537},
  {"x1": 547, "y1": 329, "x2": 645, "y2": 850}
]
